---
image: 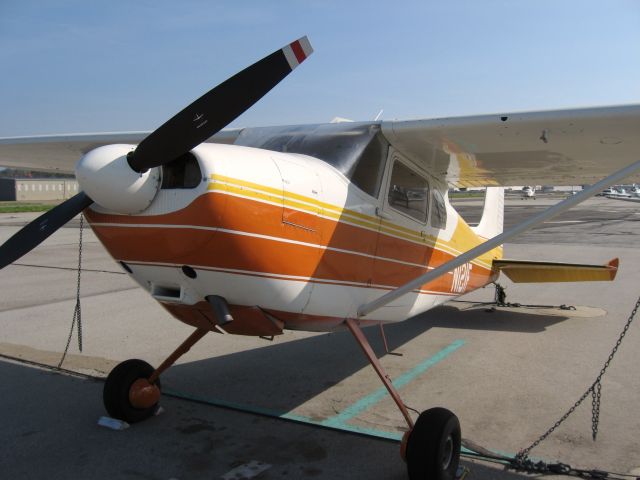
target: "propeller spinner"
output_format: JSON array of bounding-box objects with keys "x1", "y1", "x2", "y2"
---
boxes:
[{"x1": 0, "y1": 37, "x2": 313, "y2": 270}]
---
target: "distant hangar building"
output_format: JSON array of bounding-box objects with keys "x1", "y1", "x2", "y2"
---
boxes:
[{"x1": 0, "y1": 178, "x2": 80, "y2": 201}]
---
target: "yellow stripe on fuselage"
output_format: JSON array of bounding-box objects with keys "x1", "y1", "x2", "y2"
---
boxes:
[{"x1": 208, "y1": 173, "x2": 502, "y2": 269}]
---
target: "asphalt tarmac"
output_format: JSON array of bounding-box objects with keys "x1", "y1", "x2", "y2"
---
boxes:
[{"x1": 1, "y1": 196, "x2": 639, "y2": 479}]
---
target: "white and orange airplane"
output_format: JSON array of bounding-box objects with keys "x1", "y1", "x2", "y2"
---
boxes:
[{"x1": 1, "y1": 37, "x2": 639, "y2": 480}]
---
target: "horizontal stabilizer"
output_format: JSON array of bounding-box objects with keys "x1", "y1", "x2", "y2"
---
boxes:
[{"x1": 493, "y1": 258, "x2": 618, "y2": 283}]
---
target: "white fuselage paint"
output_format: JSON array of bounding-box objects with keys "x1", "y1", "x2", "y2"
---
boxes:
[{"x1": 85, "y1": 143, "x2": 494, "y2": 330}]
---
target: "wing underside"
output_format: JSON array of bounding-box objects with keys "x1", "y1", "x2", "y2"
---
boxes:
[
  {"x1": 382, "y1": 104, "x2": 640, "y2": 187},
  {"x1": 1, "y1": 104, "x2": 638, "y2": 186},
  {"x1": 0, "y1": 130, "x2": 240, "y2": 173}
]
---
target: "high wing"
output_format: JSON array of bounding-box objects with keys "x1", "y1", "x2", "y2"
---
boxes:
[
  {"x1": 0, "y1": 129, "x2": 240, "y2": 173},
  {"x1": 381, "y1": 104, "x2": 640, "y2": 187},
  {"x1": 1, "y1": 104, "x2": 639, "y2": 185}
]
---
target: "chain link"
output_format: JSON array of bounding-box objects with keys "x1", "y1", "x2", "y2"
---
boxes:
[
  {"x1": 57, "y1": 214, "x2": 84, "y2": 369},
  {"x1": 591, "y1": 381, "x2": 602, "y2": 440},
  {"x1": 514, "y1": 294, "x2": 640, "y2": 465}
]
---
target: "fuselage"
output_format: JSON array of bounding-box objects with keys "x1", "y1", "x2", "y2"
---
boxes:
[{"x1": 85, "y1": 143, "x2": 502, "y2": 334}]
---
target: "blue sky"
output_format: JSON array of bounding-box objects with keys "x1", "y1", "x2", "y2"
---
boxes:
[{"x1": 1, "y1": 0, "x2": 639, "y2": 136}]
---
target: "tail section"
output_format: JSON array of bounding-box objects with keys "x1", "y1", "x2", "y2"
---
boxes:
[{"x1": 473, "y1": 187, "x2": 504, "y2": 239}]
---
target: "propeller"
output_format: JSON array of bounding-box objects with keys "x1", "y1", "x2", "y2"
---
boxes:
[
  {"x1": 0, "y1": 36, "x2": 313, "y2": 270},
  {"x1": 128, "y1": 36, "x2": 313, "y2": 173},
  {"x1": 0, "y1": 192, "x2": 93, "y2": 269}
]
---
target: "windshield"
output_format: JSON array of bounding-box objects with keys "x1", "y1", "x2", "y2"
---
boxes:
[{"x1": 235, "y1": 122, "x2": 388, "y2": 197}]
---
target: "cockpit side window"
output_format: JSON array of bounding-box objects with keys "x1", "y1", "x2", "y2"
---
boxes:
[
  {"x1": 431, "y1": 189, "x2": 447, "y2": 229},
  {"x1": 387, "y1": 160, "x2": 429, "y2": 223},
  {"x1": 161, "y1": 153, "x2": 202, "y2": 189},
  {"x1": 350, "y1": 133, "x2": 388, "y2": 198}
]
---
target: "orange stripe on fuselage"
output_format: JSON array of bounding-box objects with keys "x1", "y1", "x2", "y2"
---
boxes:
[{"x1": 85, "y1": 191, "x2": 497, "y2": 295}]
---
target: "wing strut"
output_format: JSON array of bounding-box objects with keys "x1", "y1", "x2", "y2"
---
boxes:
[{"x1": 357, "y1": 159, "x2": 640, "y2": 318}]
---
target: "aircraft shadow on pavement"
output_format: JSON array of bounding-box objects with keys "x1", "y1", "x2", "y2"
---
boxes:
[
  {"x1": 0, "y1": 360, "x2": 535, "y2": 480},
  {"x1": 164, "y1": 304, "x2": 567, "y2": 416},
  {"x1": 425, "y1": 304, "x2": 569, "y2": 333}
]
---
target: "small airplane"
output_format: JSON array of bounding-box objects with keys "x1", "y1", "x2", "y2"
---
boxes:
[
  {"x1": 608, "y1": 187, "x2": 631, "y2": 198},
  {"x1": 600, "y1": 185, "x2": 640, "y2": 204},
  {"x1": 1, "y1": 36, "x2": 639, "y2": 479}
]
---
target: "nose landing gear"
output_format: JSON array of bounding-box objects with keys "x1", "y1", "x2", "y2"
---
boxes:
[
  {"x1": 103, "y1": 359, "x2": 161, "y2": 423},
  {"x1": 103, "y1": 327, "x2": 208, "y2": 423}
]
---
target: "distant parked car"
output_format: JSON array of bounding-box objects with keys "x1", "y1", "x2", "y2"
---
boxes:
[
  {"x1": 598, "y1": 188, "x2": 616, "y2": 196},
  {"x1": 521, "y1": 186, "x2": 536, "y2": 199}
]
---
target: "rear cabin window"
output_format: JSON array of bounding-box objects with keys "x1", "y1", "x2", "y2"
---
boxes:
[
  {"x1": 161, "y1": 153, "x2": 202, "y2": 189},
  {"x1": 431, "y1": 189, "x2": 447, "y2": 229},
  {"x1": 387, "y1": 161, "x2": 429, "y2": 223}
]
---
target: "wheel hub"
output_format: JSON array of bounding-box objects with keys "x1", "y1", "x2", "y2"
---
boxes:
[
  {"x1": 441, "y1": 435, "x2": 454, "y2": 470},
  {"x1": 128, "y1": 378, "x2": 161, "y2": 409}
]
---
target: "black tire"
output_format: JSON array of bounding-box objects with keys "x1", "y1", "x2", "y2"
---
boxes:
[
  {"x1": 103, "y1": 359, "x2": 161, "y2": 423},
  {"x1": 406, "y1": 407, "x2": 461, "y2": 480}
]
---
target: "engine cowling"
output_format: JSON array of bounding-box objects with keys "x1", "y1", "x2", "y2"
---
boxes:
[{"x1": 75, "y1": 144, "x2": 161, "y2": 214}]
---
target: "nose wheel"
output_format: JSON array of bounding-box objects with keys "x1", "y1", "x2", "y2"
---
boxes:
[
  {"x1": 103, "y1": 359, "x2": 162, "y2": 423},
  {"x1": 103, "y1": 327, "x2": 208, "y2": 423},
  {"x1": 405, "y1": 407, "x2": 461, "y2": 480}
]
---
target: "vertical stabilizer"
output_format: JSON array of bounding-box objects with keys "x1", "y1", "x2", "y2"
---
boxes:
[{"x1": 473, "y1": 187, "x2": 504, "y2": 239}]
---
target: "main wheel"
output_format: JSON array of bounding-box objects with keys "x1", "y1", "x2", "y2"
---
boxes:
[
  {"x1": 406, "y1": 407, "x2": 461, "y2": 480},
  {"x1": 103, "y1": 359, "x2": 161, "y2": 423}
]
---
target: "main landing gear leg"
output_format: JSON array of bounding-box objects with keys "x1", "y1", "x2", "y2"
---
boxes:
[
  {"x1": 103, "y1": 327, "x2": 208, "y2": 423},
  {"x1": 345, "y1": 318, "x2": 461, "y2": 480}
]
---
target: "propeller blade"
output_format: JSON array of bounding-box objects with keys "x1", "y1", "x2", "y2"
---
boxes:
[
  {"x1": 128, "y1": 36, "x2": 313, "y2": 172},
  {"x1": 0, "y1": 191, "x2": 93, "y2": 269}
]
